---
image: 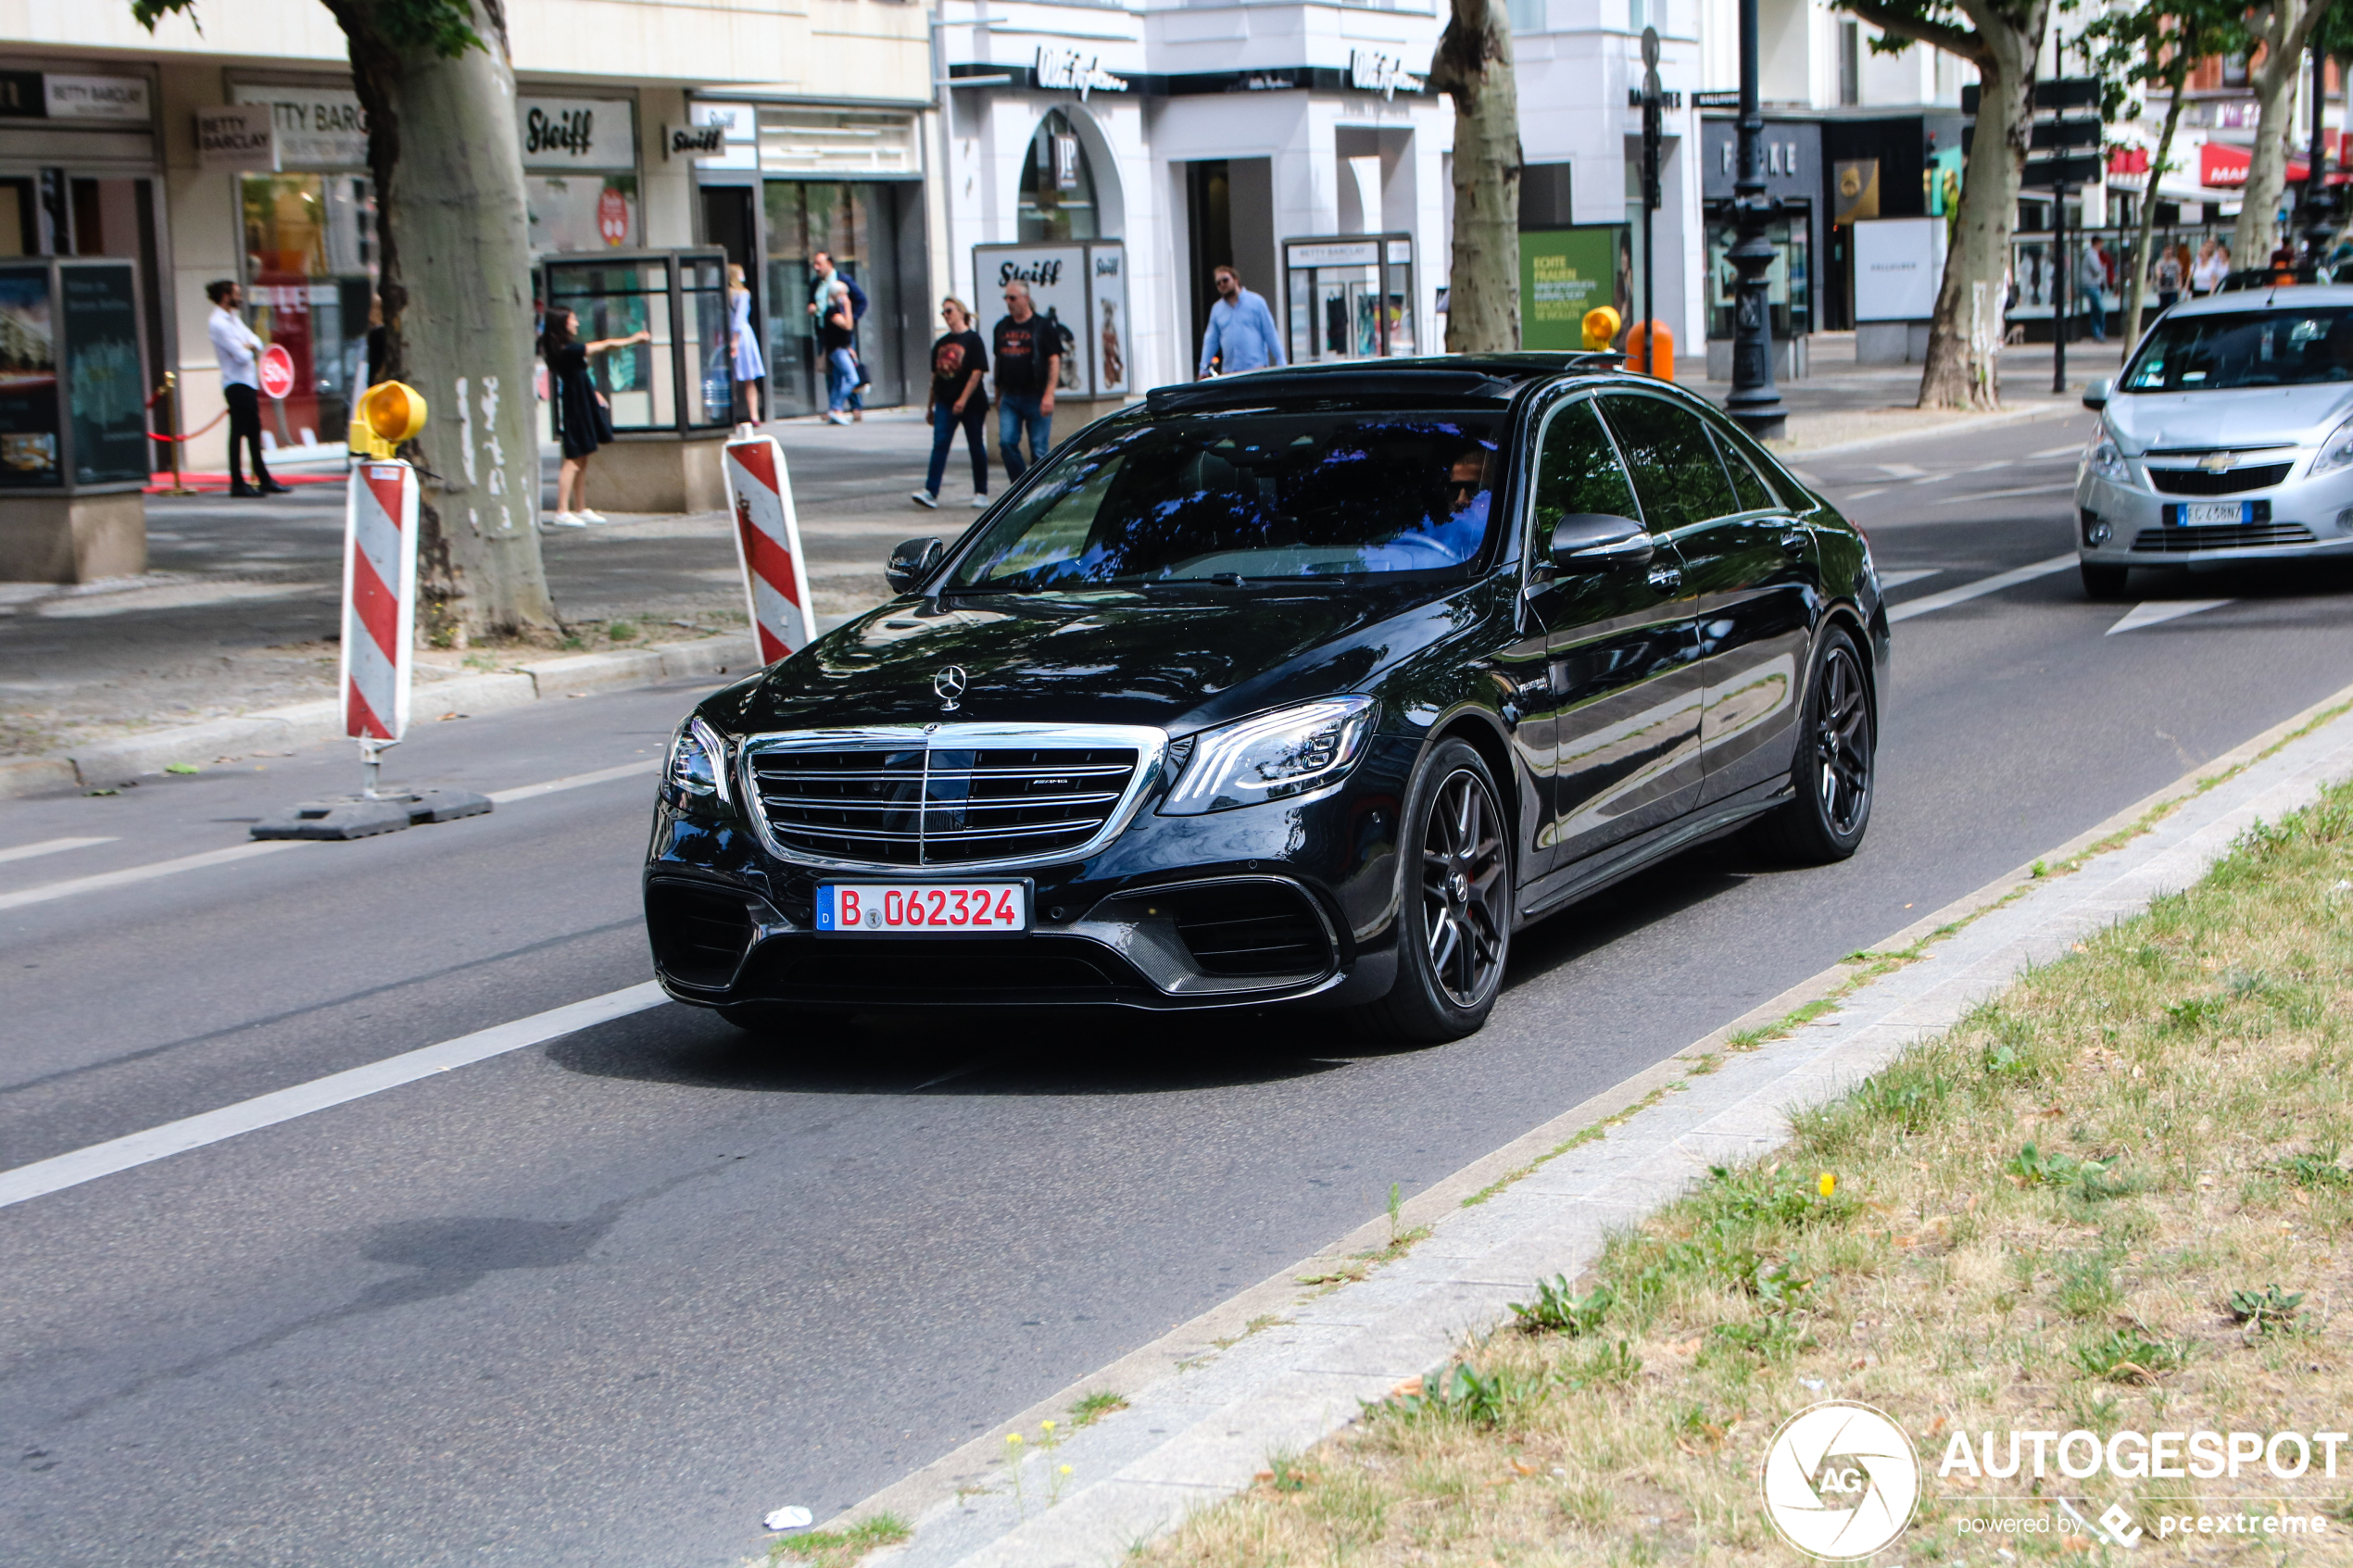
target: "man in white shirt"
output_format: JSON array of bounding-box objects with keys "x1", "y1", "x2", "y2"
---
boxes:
[{"x1": 206, "y1": 278, "x2": 284, "y2": 496}]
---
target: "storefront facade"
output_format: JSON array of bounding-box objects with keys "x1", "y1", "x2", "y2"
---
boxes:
[{"x1": 933, "y1": 0, "x2": 1453, "y2": 404}]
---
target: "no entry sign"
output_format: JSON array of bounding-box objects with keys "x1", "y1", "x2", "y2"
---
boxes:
[{"x1": 258, "y1": 342, "x2": 296, "y2": 400}]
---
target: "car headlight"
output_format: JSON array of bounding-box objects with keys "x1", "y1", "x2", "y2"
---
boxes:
[
  {"x1": 665, "y1": 715, "x2": 733, "y2": 807},
  {"x1": 2312, "y1": 415, "x2": 2353, "y2": 475},
  {"x1": 1161, "y1": 696, "x2": 1377, "y2": 815},
  {"x1": 2084, "y1": 432, "x2": 2133, "y2": 484}
]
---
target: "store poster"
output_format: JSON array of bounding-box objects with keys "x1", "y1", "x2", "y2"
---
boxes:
[
  {"x1": 973, "y1": 244, "x2": 1089, "y2": 395},
  {"x1": 0, "y1": 264, "x2": 57, "y2": 486},
  {"x1": 62, "y1": 264, "x2": 147, "y2": 485},
  {"x1": 1519, "y1": 227, "x2": 1628, "y2": 352},
  {"x1": 1088, "y1": 245, "x2": 1127, "y2": 396}
]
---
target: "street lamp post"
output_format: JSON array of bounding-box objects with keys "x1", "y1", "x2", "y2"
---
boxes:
[
  {"x1": 1725, "y1": 0, "x2": 1787, "y2": 438},
  {"x1": 2304, "y1": 40, "x2": 2334, "y2": 272}
]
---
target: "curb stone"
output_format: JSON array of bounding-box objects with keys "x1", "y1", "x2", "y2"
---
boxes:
[
  {"x1": 833, "y1": 677, "x2": 2353, "y2": 1568},
  {"x1": 0, "y1": 631, "x2": 769, "y2": 798}
]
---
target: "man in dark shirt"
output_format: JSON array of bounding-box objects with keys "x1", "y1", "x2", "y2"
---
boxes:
[{"x1": 990, "y1": 281, "x2": 1062, "y2": 483}]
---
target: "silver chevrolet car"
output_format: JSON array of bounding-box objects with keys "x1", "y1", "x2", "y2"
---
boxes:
[{"x1": 2077, "y1": 285, "x2": 2353, "y2": 598}]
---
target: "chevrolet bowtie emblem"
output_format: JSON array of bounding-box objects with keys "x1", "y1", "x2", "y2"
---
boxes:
[
  {"x1": 933, "y1": 665, "x2": 968, "y2": 710},
  {"x1": 2198, "y1": 451, "x2": 2236, "y2": 472}
]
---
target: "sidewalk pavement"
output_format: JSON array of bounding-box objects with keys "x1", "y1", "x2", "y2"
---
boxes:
[
  {"x1": 837, "y1": 676, "x2": 2353, "y2": 1568},
  {"x1": 1, "y1": 342, "x2": 2117, "y2": 794}
]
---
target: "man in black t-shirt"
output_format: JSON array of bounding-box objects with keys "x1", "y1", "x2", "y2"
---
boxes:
[{"x1": 990, "y1": 281, "x2": 1062, "y2": 483}]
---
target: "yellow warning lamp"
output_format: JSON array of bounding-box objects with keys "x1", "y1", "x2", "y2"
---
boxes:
[
  {"x1": 1581, "y1": 306, "x2": 1622, "y2": 352},
  {"x1": 349, "y1": 381, "x2": 428, "y2": 459}
]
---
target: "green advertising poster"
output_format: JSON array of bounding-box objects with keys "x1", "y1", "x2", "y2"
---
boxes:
[{"x1": 1519, "y1": 226, "x2": 1629, "y2": 351}]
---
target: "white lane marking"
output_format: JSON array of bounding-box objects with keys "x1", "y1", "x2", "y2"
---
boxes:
[
  {"x1": 2107, "y1": 598, "x2": 2233, "y2": 635},
  {"x1": 1843, "y1": 486, "x2": 1890, "y2": 500},
  {"x1": 0, "y1": 836, "x2": 115, "y2": 866},
  {"x1": 0, "y1": 759, "x2": 662, "y2": 914},
  {"x1": 0, "y1": 982, "x2": 669, "y2": 1210},
  {"x1": 1876, "y1": 569, "x2": 1942, "y2": 589},
  {"x1": 1873, "y1": 463, "x2": 1930, "y2": 479},
  {"x1": 0, "y1": 841, "x2": 305, "y2": 913},
  {"x1": 2031, "y1": 443, "x2": 2088, "y2": 458},
  {"x1": 486, "y1": 759, "x2": 660, "y2": 804},
  {"x1": 1886, "y1": 554, "x2": 2078, "y2": 622},
  {"x1": 1929, "y1": 482, "x2": 2079, "y2": 504}
]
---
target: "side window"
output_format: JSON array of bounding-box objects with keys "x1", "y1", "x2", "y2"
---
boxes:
[
  {"x1": 1532, "y1": 399, "x2": 1642, "y2": 538},
  {"x1": 1598, "y1": 395, "x2": 1739, "y2": 534},
  {"x1": 1709, "y1": 426, "x2": 1777, "y2": 513}
]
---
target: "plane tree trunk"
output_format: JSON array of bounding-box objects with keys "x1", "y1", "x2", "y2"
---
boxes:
[
  {"x1": 328, "y1": 0, "x2": 556, "y2": 640},
  {"x1": 1429, "y1": 0, "x2": 1522, "y2": 353},
  {"x1": 2122, "y1": 84, "x2": 2188, "y2": 348},
  {"x1": 1843, "y1": 0, "x2": 2047, "y2": 408},
  {"x1": 2233, "y1": 0, "x2": 2326, "y2": 268}
]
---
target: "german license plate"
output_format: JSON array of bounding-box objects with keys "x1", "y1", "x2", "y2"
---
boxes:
[
  {"x1": 815, "y1": 881, "x2": 1029, "y2": 935},
  {"x1": 2174, "y1": 501, "x2": 2251, "y2": 526}
]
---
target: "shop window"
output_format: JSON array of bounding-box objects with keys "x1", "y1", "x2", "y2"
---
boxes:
[
  {"x1": 761, "y1": 180, "x2": 903, "y2": 416},
  {"x1": 1705, "y1": 211, "x2": 1811, "y2": 339},
  {"x1": 1019, "y1": 110, "x2": 1098, "y2": 243},
  {"x1": 527, "y1": 173, "x2": 640, "y2": 254},
  {"x1": 240, "y1": 173, "x2": 378, "y2": 451}
]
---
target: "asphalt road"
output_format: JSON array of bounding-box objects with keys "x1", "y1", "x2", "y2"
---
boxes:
[{"x1": 7, "y1": 407, "x2": 2353, "y2": 1567}]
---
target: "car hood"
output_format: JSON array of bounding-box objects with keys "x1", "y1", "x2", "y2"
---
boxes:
[
  {"x1": 711, "y1": 583, "x2": 1487, "y2": 738},
  {"x1": 2106, "y1": 383, "x2": 2353, "y2": 453}
]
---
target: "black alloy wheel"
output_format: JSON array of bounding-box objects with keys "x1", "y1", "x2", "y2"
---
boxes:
[
  {"x1": 1360, "y1": 738, "x2": 1511, "y2": 1042},
  {"x1": 2081, "y1": 560, "x2": 2129, "y2": 600},
  {"x1": 1744, "y1": 626, "x2": 1875, "y2": 865}
]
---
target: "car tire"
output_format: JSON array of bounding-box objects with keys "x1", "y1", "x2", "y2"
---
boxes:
[
  {"x1": 1743, "y1": 625, "x2": 1875, "y2": 866},
  {"x1": 2081, "y1": 560, "x2": 2129, "y2": 600},
  {"x1": 1356, "y1": 738, "x2": 1512, "y2": 1044}
]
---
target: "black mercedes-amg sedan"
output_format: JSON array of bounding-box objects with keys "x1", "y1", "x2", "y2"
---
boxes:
[{"x1": 644, "y1": 355, "x2": 1888, "y2": 1041}]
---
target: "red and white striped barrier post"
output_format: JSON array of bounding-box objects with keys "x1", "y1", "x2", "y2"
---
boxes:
[
  {"x1": 722, "y1": 427, "x2": 815, "y2": 664},
  {"x1": 340, "y1": 458, "x2": 420, "y2": 797}
]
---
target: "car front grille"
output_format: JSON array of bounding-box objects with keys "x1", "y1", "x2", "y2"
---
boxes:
[
  {"x1": 2131, "y1": 521, "x2": 2319, "y2": 553},
  {"x1": 2146, "y1": 463, "x2": 2294, "y2": 495},
  {"x1": 744, "y1": 726, "x2": 1158, "y2": 869}
]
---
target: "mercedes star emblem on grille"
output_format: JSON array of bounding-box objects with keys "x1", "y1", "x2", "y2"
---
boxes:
[{"x1": 933, "y1": 665, "x2": 968, "y2": 710}]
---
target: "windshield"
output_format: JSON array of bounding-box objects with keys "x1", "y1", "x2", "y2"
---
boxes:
[
  {"x1": 2121, "y1": 307, "x2": 2353, "y2": 392},
  {"x1": 947, "y1": 412, "x2": 1504, "y2": 592}
]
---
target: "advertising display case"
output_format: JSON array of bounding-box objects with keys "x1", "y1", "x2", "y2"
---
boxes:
[
  {"x1": 969, "y1": 240, "x2": 1129, "y2": 398},
  {"x1": 0, "y1": 257, "x2": 149, "y2": 492},
  {"x1": 1282, "y1": 234, "x2": 1416, "y2": 364},
  {"x1": 539, "y1": 248, "x2": 733, "y2": 438}
]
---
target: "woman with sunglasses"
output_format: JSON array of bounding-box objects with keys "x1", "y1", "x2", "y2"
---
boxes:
[{"x1": 913, "y1": 297, "x2": 991, "y2": 509}]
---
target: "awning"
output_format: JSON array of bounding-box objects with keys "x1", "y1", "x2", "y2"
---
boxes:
[{"x1": 2198, "y1": 139, "x2": 2326, "y2": 186}]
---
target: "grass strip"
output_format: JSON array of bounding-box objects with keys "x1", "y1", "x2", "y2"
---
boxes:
[{"x1": 1135, "y1": 779, "x2": 2353, "y2": 1566}]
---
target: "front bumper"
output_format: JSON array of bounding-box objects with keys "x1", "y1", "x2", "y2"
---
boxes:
[
  {"x1": 641, "y1": 733, "x2": 1416, "y2": 1012},
  {"x1": 2075, "y1": 466, "x2": 2353, "y2": 566}
]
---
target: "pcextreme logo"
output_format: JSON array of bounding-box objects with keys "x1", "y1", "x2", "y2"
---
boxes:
[{"x1": 1762, "y1": 1400, "x2": 1922, "y2": 1560}]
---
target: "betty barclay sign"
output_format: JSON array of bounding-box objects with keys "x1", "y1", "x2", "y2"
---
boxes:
[
  {"x1": 1758, "y1": 1401, "x2": 2350, "y2": 1560},
  {"x1": 226, "y1": 85, "x2": 634, "y2": 173}
]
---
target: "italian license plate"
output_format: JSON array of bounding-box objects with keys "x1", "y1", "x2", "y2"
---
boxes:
[
  {"x1": 2174, "y1": 501, "x2": 2251, "y2": 526},
  {"x1": 815, "y1": 881, "x2": 1030, "y2": 936}
]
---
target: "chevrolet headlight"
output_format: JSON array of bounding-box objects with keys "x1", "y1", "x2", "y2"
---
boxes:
[
  {"x1": 2084, "y1": 432, "x2": 2133, "y2": 485},
  {"x1": 665, "y1": 715, "x2": 733, "y2": 807},
  {"x1": 1162, "y1": 696, "x2": 1376, "y2": 815},
  {"x1": 2312, "y1": 416, "x2": 2353, "y2": 475}
]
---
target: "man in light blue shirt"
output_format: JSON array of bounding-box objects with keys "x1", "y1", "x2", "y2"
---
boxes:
[{"x1": 1197, "y1": 265, "x2": 1286, "y2": 378}]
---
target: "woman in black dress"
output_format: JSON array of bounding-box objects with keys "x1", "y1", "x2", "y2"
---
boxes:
[{"x1": 541, "y1": 307, "x2": 648, "y2": 527}]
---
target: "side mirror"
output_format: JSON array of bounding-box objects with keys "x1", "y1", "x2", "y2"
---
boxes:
[
  {"x1": 2082, "y1": 377, "x2": 2113, "y2": 411},
  {"x1": 1551, "y1": 513, "x2": 1655, "y2": 570},
  {"x1": 886, "y1": 536, "x2": 945, "y2": 595}
]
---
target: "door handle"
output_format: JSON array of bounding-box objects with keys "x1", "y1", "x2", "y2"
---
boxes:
[
  {"x1": 1780, "y1": 528, "x2": 1809, "y2": 556},
  {"x1": 1646, "y1": 564, "x2": 1682, "y2": 593}
]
